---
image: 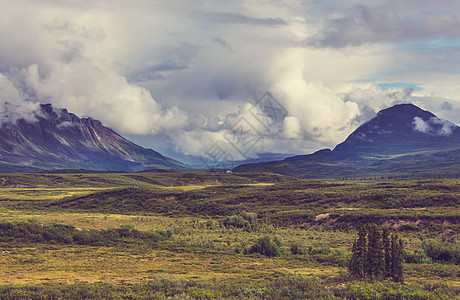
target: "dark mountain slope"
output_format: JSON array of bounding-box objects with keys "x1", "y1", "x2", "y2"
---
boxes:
[
  {"x1": 0, "y1": 103, "x2": 191, "y2": 172},
  {"x1": 333, "y1": 104, "x2": 460, "y2": 159},
  {"x1": 234, "y1": 104, "x2": 460, "y2": 178}
]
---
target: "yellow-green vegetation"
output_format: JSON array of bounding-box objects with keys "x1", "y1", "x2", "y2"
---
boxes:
[
  {"x1": 0, "y1": 187, "x2": 111, "y2": 201},
  {"x1": 0, "y1": 171, "x2": 458, "y2": 299}
]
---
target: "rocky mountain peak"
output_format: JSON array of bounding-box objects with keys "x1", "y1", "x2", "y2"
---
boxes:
[
  {"x1": 333, "y1": 103, "x2": 460, "y2": 156},
  {"x1": 234, "y1": 103, "x2": 460, "y2": 178},
  {"x1": 0, "y1": 103, "x2": 190, "y2": 172}
]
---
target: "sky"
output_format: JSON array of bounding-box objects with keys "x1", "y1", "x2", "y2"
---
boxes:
[{"x1": 1, "y1": 0, "x2": 460, "y2": 165}]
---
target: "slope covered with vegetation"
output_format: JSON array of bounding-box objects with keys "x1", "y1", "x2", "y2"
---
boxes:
[{"x1": 0, "y1": 170, "x2": 458, "y2": 299}]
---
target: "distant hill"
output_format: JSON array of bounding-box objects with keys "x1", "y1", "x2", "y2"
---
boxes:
[
  {"x1": 0, "y1": 103, "x2": 191, "y2": 172},
  {"x1": 234, "y1": 104, "x2": 460, "y2": 178}
]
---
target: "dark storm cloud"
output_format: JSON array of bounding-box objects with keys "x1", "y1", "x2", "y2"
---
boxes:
[
  {"x1": 126, "y1": 42, "x2": 199, "y2": 82},
  {"x1": 210, "y1": 37, "x2": 232, "y2": 50},
  {"x1": 129, "y1": 62, "x2": 189, "y2": 82},
  {"x1": 56, "y1": 40, "x2": 84, "y2": 63},
  {"x1": 441, "y1": 101, "x2": 453, "y2": 111},
  {"x1": 308, "y1": 4, "x2": 460, "y2": 48},
  {"x1": 193, "y1": 12, "x2": 288, "y2": 26}
]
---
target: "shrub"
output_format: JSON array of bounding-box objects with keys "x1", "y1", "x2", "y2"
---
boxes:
[
  {"x1": 307, "y1": 246, "x2": 331, "y2": 255},
  {"x1": 346, "y1": 280, "x2": 457, "y2": 300},
  {"x1": 221, "y1": 215, "x2": 251, "y2": 229},
  {"x1": 0, "y1": 221, "x2": 173, "y2": 248},
  {"x1": 247, "y1": 236, "x2": 284, "y2": 257},
  {"x1": 290, "y1": 242, "x2": 307, "y2": 255},
  {"x1": 423, "y1": 240, "x2": 460, "y2": 265},
  {"x1": 399, "y1": 223, "x2": 419, "y2": 231},
  {"x1": 0, "y1": 275, "x2": 457, "y2": 299},
  {"x1": 240, "y1": 211, "x2": 258, "y2": 225},
  {"x1": 404, "y1": 250, "x2": 433, "y2": 264}
]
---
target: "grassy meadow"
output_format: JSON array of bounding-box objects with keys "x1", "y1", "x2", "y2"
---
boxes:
[{"x1": 0, "y1": 171, "x2": 458, "y2": 299}]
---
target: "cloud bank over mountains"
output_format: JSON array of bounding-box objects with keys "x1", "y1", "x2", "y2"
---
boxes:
[{"x1": 0, "y1": 0, "x2": 460, "y2": 163}]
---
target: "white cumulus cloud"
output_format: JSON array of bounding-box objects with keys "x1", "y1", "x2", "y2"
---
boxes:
[{"x1": 0, "y1": 0, "x2": 459, "y2": 164}]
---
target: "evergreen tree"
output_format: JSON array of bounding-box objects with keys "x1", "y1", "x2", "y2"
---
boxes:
[
  {"x1": 383, "y1": 227, "x2": 392, "y2": 278},
  {"x1": 349, "y1": 224, "x2": 404, "y2": 282},
  {"x1": 367, "y1": 224, "x2": 384, "y2": 279},
  {"x1": 391, "y1": 234, "x2": 397, "y2": 279},
  {"x1": 392, "y1": 236, "x2": 405, "y2": 283},
  {"x1": 349, "y1": 226, "x2": 367, "y2": 278}
]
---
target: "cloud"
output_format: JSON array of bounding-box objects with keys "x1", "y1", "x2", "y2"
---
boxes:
[
  {"x1": 210, "y1": 37, "x2": 232, "y2": 51},
  {"x1": 192, "y1": 12, "x2": 288, "y2": 26},
  {"x1": 441, "y1": 101, "x2": 453, "y2": 111},
  {"x1": 0, "y1": 73, "x2": 24, "y2": 104},
  {"x1": 0, "y1": 74, "x2": 41, "y2": 124},
  {"x1": 0, "y1": 2, "x2": 188, "y2": 136},
  {"x1": 342, "y1": 87, "x2": 414, "y2": 126},
  {"x1": 430, "y1": 117, "x2": 457, "y2": 136},
  {"x1": 413, "y1": 117, "x2": 430, "y2": 133},
  {"x1": 0, "y1": 102, "x2": 42, "y2": 124},
  {"x1": 412, "y1": 116, "x2": 457, "y2": 136},
  {"x1": 307, "y1": 2, "x2": 460, "y2": 48},
  {"x1": 283, "y1": 116, "x2": 301, "y2": 139},
  {"x1": 0, "y1": 0, "x2": 459, "y2": 163}
]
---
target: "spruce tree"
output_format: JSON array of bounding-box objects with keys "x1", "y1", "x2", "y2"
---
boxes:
[
  {"x1": 391, "y1": 233, "x2": 397, "y2": 279},
  {"x1": 367, "y1": 224, "x2": 384, "y2": 279},
  {"x1": 393, "y1": 237, "x2": 405, "y2": 283},
  {"x1": 349, "y1": 224, "x2": 404, "y2": 282},
  {"x1": 383, "y1": 227, "x2": 392, "y2": 278},
  {"x1": 349, "y1": 226, "x2": 367, "y2": 278},
  {"x1": 390, "y1": 233, "x2": 405, "y2": 282}
]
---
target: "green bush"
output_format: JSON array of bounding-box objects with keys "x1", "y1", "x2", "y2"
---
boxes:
[
  {"x1": 307, "y1": 246, "x2": 331, "y2": 255},
  {"x1": 346, "y1": 280, "x2": 459, "y2": 300},
  {"x1": 405, "y1": 250, "x2": 433, "y2": 264},
  {"x1": 240, "y1": 211, "x2": 258, "y2": 225},
  {"x1": 399, "y1": 223, "x2": 419, "y2": 231},
  {"x1": 0, "y1": 275, "x2": 457, "y2": 299},
  {"x1": 247, "y1": 236, "x2": 284, "y2": 257},
  {"x1": 290, "y1": 242, "x2": 307, "y2": 255},
  {"x1": 423, "y1": 239, "x2": 460, "y2": 265},
  {"x1": 221, "y1": 212, "x2": 258, "y2": 229},
  {"x1": 0, "y1": 221, "x2": 173, "y2": 248},
  {"x1": 221, "y1": 215, "x2": 251, "y2": 229},
  {"x1": 242, "y1": 275, "x2": 334, "y2": 299}
]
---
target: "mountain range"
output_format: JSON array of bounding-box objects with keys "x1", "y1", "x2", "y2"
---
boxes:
[
  {"x1": 0, "y1": 103, "x2": 190, "y2": 172},
  {"x1": 0, "y1": 102, "x2": 458, "y2": 177},
  {"x1": 234, "y1": 104, "x2": 460, "y2": 178}
]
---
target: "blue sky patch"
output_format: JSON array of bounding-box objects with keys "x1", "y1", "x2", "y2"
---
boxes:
[{"x1": 377, "y1": 82, "x2": 422, "y2": 91}]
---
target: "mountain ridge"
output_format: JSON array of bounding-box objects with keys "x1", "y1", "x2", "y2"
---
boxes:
[
  {"x1": 234, "y1": 104, "x2": 460, "y2": 178},
  {"x1": 332, "y1": 104, "x2": 460, "y2": 159},
  {"x1": 0, "y1": 103, "x2": 191, "y2": 172}
]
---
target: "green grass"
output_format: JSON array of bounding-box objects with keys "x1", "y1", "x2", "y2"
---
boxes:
[
  {"x1": 9, "y1": 177, "x2": 454, "y2": 229},
  {"x1": 0, "y1": 171, "x2": 458, "y2": 298},
  {"x1": 0, "y1": 273, "x2": 458, "y2": 299}
]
